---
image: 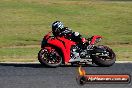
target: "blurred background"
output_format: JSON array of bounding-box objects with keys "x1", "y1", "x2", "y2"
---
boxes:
[{"x1": 0, "y1": 0, "x2": 131, "y2": 62}]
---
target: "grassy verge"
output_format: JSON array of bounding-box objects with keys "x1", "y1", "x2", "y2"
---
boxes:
[
  {"x1": 0, "y1": 46, "x2": 40, "y2": 62},
  {"x1": 0, "y1": 0, "x2": 131, "y2": 61},
  {"x1": 110, "y1": 45, "x2": 132, "y2": 61}
]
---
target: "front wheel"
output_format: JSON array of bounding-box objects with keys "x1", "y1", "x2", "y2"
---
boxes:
[
  {"x1": 38, "y1": 48, "x2": 62, "y2": 67},
  {"x1": 92, "y1": 46, "x2": 116, "y2": 67}
]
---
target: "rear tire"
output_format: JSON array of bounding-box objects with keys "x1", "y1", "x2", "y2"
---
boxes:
[{"x1": 93, "y1": 46, "x2": 116, "y2": 67}]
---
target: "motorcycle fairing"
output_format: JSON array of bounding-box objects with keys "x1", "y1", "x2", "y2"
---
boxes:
[{"x1": 47, "y1": 37, "x2": 76, "y2": 63}]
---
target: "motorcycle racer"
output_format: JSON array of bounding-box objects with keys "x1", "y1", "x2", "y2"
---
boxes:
[
  {"x1": 51, "y1": 21, "x2": 84, "y2": 63},
  {"x1": 52, "y1": 21, "x2": 82, "y2": 42},
  {"x1": 38, "y1": 21, "x2": 116, "y2": 67}
]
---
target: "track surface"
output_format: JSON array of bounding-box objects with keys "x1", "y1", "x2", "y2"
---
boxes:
[{"x1": 0, "y1": 63, "x2": 131, "y2": 88}]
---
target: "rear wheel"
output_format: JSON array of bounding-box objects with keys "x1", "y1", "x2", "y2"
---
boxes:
[
  {"x1": 92, "y1": 46, "x2": 116, "y2": 67},
  {"x1": 38, "y1": 48, "x2": 62, "y2": 67}
]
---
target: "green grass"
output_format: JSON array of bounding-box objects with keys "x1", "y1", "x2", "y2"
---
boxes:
[
  {"x1": 0, "y1": 46, "x2": 40, "y2": 62},
  {"x1": 111, "y1": 45, "x2": 132, "y2": 61},
  {"x1": 0, "y1": 0, "x2": 132, "y2": 62}
]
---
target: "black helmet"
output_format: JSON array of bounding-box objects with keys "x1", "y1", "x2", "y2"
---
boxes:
[{"x1": 52, "y1": 21, "x2": 64, "y2": 33}]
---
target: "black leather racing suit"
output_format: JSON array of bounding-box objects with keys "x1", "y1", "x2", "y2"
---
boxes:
[{"x1": 52, "y1": 27, "x2": 82, "y2": 42}]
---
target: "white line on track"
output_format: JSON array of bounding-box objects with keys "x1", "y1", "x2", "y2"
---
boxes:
[{"x1": 0, "y1": 61, "x2": 132, "y2": 64}]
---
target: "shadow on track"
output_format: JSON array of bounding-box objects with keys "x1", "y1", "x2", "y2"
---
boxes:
[
  {"x1": 0, "y1": 63, "x2": 45, "y2": 68},
  {"x1": 0, "y1": 63, "x2": 99, "y2": 68}
]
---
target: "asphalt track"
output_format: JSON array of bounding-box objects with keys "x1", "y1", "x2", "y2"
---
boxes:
[{"x1": 0, "y1": 63, "x2": 131, "y2": 88}]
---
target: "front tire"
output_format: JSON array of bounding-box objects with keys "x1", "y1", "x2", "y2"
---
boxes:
[
  {"x1": 92, "y1": 46, "x2": 116, "y2": 67},
  {"x1": 38, "y1": 48, "x2": 62, "y2": 67}
]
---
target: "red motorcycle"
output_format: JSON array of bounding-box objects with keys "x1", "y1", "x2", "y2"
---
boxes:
[{"x1": 38, "y1": 31, "x2": 116, "y2": 67}]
